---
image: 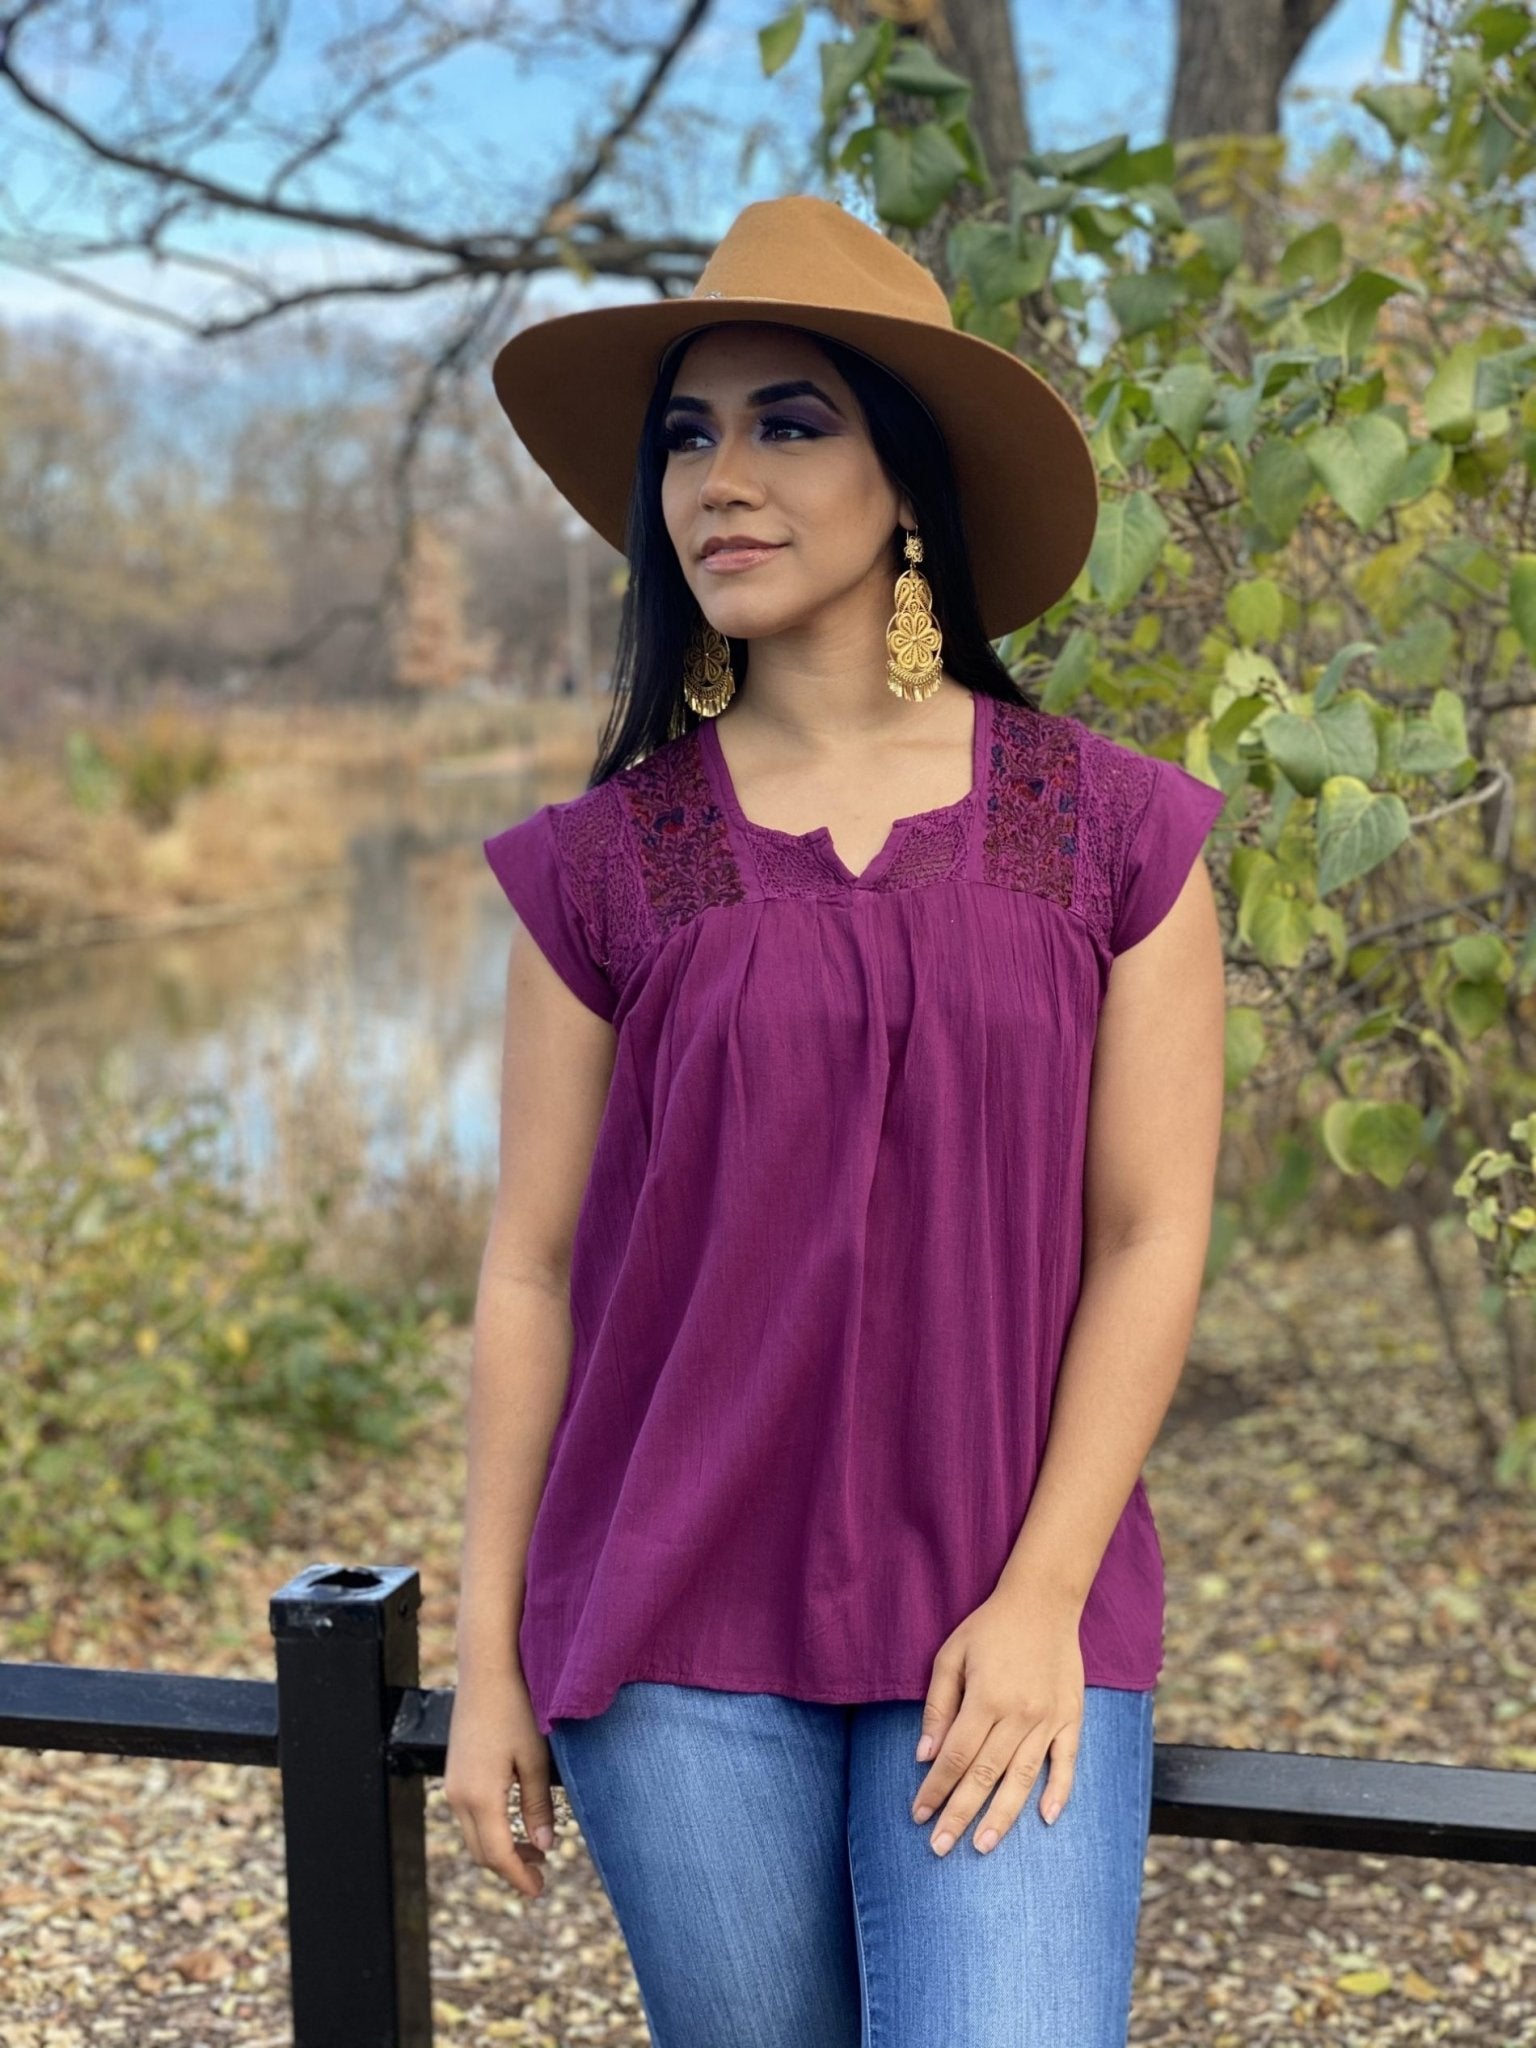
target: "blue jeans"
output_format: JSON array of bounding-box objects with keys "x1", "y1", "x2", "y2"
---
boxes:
[{"x1": 548, "y1": 1681, "x2": 1156, "y2": 2047}]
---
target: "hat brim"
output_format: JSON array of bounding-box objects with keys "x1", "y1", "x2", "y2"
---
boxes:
[{"x1": 492, "y1": 296, "x2": 1098, "y2": 642}]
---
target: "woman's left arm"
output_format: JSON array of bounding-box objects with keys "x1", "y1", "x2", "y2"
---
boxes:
[
  {"x1": 909, "y1": 852, "x2": 1225, "y2": 1855},
  {"x1": 996, "y1": 834, "x2": 1227, "y2": 1609}
]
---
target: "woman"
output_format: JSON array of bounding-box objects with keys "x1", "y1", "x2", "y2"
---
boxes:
[{"x1": 446, "y1": 194, "x2": 1226, "y2": 2047}]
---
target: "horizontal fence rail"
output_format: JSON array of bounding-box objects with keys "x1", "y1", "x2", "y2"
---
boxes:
[{"x1": 3, "y1": 1560, "x2": 1533, "y2": 2047}]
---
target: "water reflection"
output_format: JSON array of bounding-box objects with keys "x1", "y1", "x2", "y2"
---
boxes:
[{"x1": 0, "y1": 762, "x2": 563, "y2": 1197}]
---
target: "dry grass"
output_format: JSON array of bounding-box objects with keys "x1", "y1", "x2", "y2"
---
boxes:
[{"x1": 0, "y1": 692, "x2": 607, "y2": 959}]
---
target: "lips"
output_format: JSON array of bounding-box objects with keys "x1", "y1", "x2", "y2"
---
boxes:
[
  {"x1": 701, "y1": 536, "x2": 781, "y2": 555},
  {"x1": 700, "y1": 539, "x2": 786, "y2": 571}
]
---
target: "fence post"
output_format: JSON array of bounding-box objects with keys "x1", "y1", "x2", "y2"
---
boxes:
[{"x1": 270, "y1": 1564, "x2": 433, "y2": 2048}]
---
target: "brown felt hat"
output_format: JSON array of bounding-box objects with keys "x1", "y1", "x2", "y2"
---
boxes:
[{"x1": 490, "y1": 193, "x2": 1099, "y2": 641}]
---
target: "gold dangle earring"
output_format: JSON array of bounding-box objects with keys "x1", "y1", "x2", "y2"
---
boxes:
[
  {"x1": 886, "y1": 527, "x2": 944, "y2": 701},
  {"x1": 681, "y1": 617, "x2": 737, "y2": 718}
]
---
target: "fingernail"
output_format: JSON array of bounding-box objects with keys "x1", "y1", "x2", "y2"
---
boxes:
[
  {"x1": 932, "y1": 1831, "x2": 953, "y2": 1855},
  {"x1": 915, "y1": 1735, "x2": 934, "y2": 1761},
  {"x1": 912, "y1": 1803, "x2": 933, "y2": 1823},
  {"x1": 977, "y1": 1828, "x2": 998, "y2": 1852},
  {"x1": 1042, "y1": 1804, "x2": 1058, "y2": 1825},
  {"x1": 535, "y1": 1824, "x2": 554, "y2": 1850}
]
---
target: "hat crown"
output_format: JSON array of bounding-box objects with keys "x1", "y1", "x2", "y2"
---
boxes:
[{"x1": 692, "y1": 195, "x2": 953, "y2": 330}]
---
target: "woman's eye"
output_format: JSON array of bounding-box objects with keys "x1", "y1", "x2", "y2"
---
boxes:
[
  {"x1": 662, "y1": 415, "x2": 821, "y2": 453},
  {"x1": 761, "y1": 415, "x2": 819, "y2": 441}
]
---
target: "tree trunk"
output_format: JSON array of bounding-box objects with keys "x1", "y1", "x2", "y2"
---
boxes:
[
  {"x1": 1168, "y1": 0, "x2": 1343, "y2": 140},
  {"x1": 939, "y1": 0, "x2": 1031, "y2": 171}
]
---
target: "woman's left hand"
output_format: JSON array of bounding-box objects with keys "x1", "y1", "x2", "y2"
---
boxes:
[{"x1": 910, "y1": 1588, "x2": 1085, "y2": 1855}]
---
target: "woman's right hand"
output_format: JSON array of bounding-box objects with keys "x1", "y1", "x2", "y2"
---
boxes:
[{"x1": 444, "y1": 1667, "x2": 558, "y2": 1900}]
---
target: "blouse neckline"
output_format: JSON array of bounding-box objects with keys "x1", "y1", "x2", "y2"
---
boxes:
[{"x1": 697, "y1": 688, "x2": 991, "y2": 890}]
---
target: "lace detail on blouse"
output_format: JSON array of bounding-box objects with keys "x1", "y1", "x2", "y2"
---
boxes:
[
  {"x1": 978, "y1": 700, "x2": 1079, "y2": 910},
  {"x1": 546, "y1": 780, "x2": 628, "y2": 985},
  {"x1": 1066, "y1": 721, "x2": 1158, "y2": 945},
  {"x1": 745, "y1": 832, "x2": 849, "y2": 897},
  {"x1": 553, "y1": 700, "x2": 1164, "y2": 998},
  {"x1": 868, "y1": 804, "x2": 972, "y2": 892},
  {"x1": 607, "y1": 734, "x2": 746, "y2": 984}
]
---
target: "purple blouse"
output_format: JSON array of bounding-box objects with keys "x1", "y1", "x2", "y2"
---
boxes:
[{"x1": 483, "y1": 690, "x2": 1225, "y2": 1733}]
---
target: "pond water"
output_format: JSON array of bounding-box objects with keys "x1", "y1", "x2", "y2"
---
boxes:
[{"x1": 0, "y1": 759, "x2": 558, "y2": 1200}]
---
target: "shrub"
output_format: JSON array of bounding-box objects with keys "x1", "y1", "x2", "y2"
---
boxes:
[{"x1": 0, "y1": 1070, "x2": 453, "y2": 1602}]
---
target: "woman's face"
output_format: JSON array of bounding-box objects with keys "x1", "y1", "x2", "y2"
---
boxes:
[{"x1": 658, "y1": 322, "x2": 913, "y2": 643}]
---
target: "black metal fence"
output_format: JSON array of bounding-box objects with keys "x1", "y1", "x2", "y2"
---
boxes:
[{"x1": 3, "y1": 1560, "x2": 1534, "y2": 2047}]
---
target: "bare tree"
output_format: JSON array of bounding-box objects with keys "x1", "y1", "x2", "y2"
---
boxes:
[{"x1": 0, "y1": 0, "x2": 760, "y2": 673}]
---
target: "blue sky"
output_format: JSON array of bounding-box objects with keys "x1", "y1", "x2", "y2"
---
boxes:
[{"x1": 0, "y1": 0, "x2": 1406, "y2": 347}]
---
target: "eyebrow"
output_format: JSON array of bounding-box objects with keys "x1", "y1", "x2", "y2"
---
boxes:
[{"x1": 662, "y1": 378, "x2": 846, "y2": 420}]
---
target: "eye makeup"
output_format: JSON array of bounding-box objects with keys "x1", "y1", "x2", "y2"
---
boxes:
[
  {"x1": 663, "y1": 376, "x2": 847, "y2": 421},
  {"x1": 661, "y1": 412, "x2": 828, "y2": 454}
]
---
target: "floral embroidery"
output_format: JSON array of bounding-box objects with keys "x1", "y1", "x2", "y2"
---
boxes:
[
  {"x1": 1069, "y1": 725, "x2": 1158, "y2": 947},
  {"x1": 978, "y1": 701, "x2": 1079, "y2": 911},
  {"x1": 617, "y1": 734, "x2": 746, "y2": 943},
  {"x1": 544, "y1": 700, "x2": 1158, "y2": 998}
]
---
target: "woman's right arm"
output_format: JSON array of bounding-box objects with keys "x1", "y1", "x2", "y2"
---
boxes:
[{"x1": 444, "y1": 916, "x2": 616, "y2": 1900}]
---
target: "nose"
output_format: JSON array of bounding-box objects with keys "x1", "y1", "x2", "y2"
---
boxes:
[{"x1": 697, "y1": 422, "x2": 766, "y2": 510}]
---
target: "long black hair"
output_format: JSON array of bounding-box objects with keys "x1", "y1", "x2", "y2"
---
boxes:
[{"x1": 586, "y1": 322, "x2": 1037, "y2": 788}]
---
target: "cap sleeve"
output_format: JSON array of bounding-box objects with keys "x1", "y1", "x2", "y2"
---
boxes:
[
  {"x1": 483, "y1": 804, "x2": 617, "y2": 1021},
  {"x1": 1110, "y1": 756, "x2": 1225, "y2": 956}
]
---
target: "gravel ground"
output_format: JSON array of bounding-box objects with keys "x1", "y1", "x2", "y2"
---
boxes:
[{"x1": 4, "y1": 1225, "x2": 1534, "y2": 2046}]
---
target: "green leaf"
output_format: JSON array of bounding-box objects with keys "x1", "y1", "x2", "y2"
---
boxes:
[
  {"x1": 1384, "y1": 0, "x2": 1410, "y2": 67},
  {"x1": 1025, "y1": 132, "x2": 1129, "y2": 180},
  {"x1": 1305, "y1": 414, "x2": 1410, "y2": 532},
  {"x1": 1381, "y1": 613, "x2": 1454, "y2": 687},
  {"x1": 1428, "y1": 686, "x2": 1469, "y2": 759},
  {"x1": 1510, "y1": 554, "x2": 1536, "y2": 658},
  {"x1": 1248, "y1": 437, "x2": 1316, "y2": 542},
  {"x1": 1315, "y1": 641, "x2": 1377, "y2": 709},
  {"x1": 1447, "y1": 979, "x2": 1506, "y2": 1038},
  {"x1": 1226, "y1": 577, "x2": 1284, "y2": 646},
  {"x1": 1151, "y1": 362, "x2": 1216, "y2": 451},
  {"x1": 1089, "y1": 139, "x2": 1178, "y2": 192},
  {"x1": 1264, "y1": 699, "x2": 1380, "y2": 796},
  {"x1": 1324, "y1": 1100, "x2": 1423, "y2": 1188},
  {"x1": 882, "y1": 36, "x2": 971, "y2": 97},
  {"x1": 1425, "y1": 340, "x2": 1510, "y2": 442},
  {"x1": 1225, "y1": 647, "x2": 1282, "y2": 694},
  {"x1": 1449, "y1": 932, "x2": 1507, "y2": 981},
  {"x1": 1224, "y1": 349, "x2": 1321, "y2": 448},
  {"x1": 870, "y1": 122, "x2": 970, "y2": 227},
  {"x1": 1239, "y1": 860, "x2": 1315, "y2": 969},
  {"x1": 1302, "y1": 270, "x2": 1417, "y2": 362},
  {"x1": 1355, "y1": 82, "x2": 1439, "y2": 144},
  {"x1": 836, "y1": 122, "x2": 880, "y2": 173},
  {"x1": 1474, "y1": 342, "x2": 1536, "y2": 408},
  {"x1": 1041, "y1": 627, "x2": 1097, "y2": 713},
  {"x1": 1316, "y1": 775, "x2": 1411, "y2": 894},
  {"x1": 758, "y1": 5, "x2": 804, "y2": 76},
  {"x1": 949, "y1": 220, "x2": 1047, "y2": 305},
  {"x1": 1277, "y1": 221, "x2": 1343, "y2": 286},
  {"x1": 1088, "y1": 491, "x2": 1169, "y2": 611},
  {"x1": 1399, "y1": 714, "x2": 1467, "y2": 775},
  {"x1": 1224, "y1": 1007, "x2": 1266, "y2": 1089},
  {"x1": 1009, "y1": 169, "x2": 1067, "y2": 220},
  {"x1": 1189, "y1": 213, "x2": 1243, "y2": 277},
  {"x1": 819, "y1": 24, "x2": 888, "y2": 122},
  {"x1": 1105, "y1": 270, "x2": 1188, "y2": 337},
  {"x1": 1071, "y1": 203, "x2": 1136, "y2": 256},
  {"x1": 1390, "y1": 439, "x2": 1453, "y2": 505},
  {"x1": 1464, "y1": 5, "x2": 1532, "y2": 59}
]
